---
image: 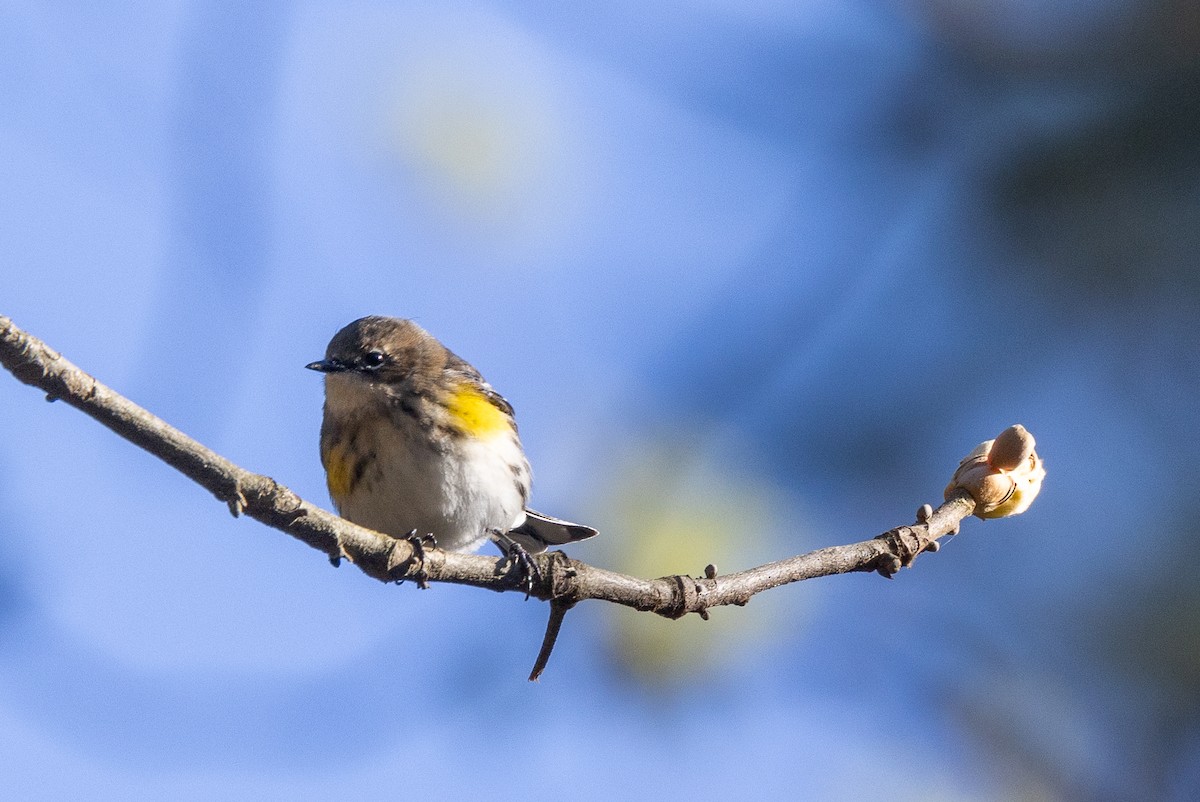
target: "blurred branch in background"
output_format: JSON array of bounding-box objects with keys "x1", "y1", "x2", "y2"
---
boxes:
[{"x1": 0, "y1": 314, "x2": 1041, "y2": 680}]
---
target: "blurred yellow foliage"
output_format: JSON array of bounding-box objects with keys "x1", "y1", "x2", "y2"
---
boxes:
[{"x1": 591, "y1": 437, "x2": 811, "y2": 688}]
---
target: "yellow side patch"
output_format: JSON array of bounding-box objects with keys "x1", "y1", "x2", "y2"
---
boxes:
[
  {"x1": 446, "y1": 384, "x2": 512, "y2": 438},
  {"x1": 322, "y1": 440, "x2": 355, "y2": 504}
]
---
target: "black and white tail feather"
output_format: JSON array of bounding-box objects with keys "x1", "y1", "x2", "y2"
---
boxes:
[{"x1": 495, "y1": 509, "x2": 598, "y2": 555}]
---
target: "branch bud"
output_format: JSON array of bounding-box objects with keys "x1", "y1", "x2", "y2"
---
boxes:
[{"x1": 945, "y1": 424, "x2": 1045, "y2": 519}]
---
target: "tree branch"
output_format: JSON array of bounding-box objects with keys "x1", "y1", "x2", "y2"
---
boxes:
[{"x1": 0, "y1": 314, "x2": 1030, "y2": 677}]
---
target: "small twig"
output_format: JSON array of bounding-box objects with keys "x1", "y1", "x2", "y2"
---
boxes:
[
  {"x1": 529, "y1": 598, "x2": 575, "y2": 681},
  {"x1": 0, "y1": 314, "x2": 1022, "y2": 678}
]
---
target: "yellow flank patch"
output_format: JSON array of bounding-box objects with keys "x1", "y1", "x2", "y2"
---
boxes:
[
  {"x1": 322, "y1": 440, "x2": 356, "y2": 503},
  {"x1": 446, "y1": 384, "x2": 512, "y2": 437}
]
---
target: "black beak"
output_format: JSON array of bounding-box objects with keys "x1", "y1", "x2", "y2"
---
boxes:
[{"x1": 305, "y1": 359, "x2": 347, "y2": 373}]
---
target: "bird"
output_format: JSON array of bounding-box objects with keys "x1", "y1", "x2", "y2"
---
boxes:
[{"x1": 306, "y1": 316, "x2": 597, "y2": 584}]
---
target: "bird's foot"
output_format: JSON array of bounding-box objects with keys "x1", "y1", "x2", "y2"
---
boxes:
[
  {"x1": 399, "y1": 529, "x2": 437, "y2": 589},
  {"x1": 492, "y1": 532, "x2": 541, "y2": 599}
]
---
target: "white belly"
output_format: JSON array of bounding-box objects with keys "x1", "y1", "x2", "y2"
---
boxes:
[{"x1": 337, "y1": 413, "x2": 528, "y2": 553}]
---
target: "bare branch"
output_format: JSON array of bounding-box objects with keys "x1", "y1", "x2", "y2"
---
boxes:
[{"x1": 0, "y1": 314, "x2": 1029, "y2": 676}]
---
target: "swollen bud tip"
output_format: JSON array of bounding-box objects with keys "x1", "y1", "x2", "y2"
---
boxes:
[
  {"x1": 988, "y1": 424, "x2": 1036, "y2": 472},
  {"x1": 945, "y1": 424, "x2": 1045, "y2": 519}
]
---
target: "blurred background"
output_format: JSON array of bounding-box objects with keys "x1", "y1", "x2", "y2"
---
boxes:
[{"x1": 2, "y1": 1, "x2": 1199, "y2": 799}]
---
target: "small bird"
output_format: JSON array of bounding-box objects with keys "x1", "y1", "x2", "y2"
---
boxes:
[{"x1": 307, "y1": 316, "x2": 597, "y2": 580}]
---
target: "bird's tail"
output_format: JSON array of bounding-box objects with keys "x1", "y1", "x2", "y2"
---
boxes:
[{"x1": 499, "y1": 509, "x2": 598, "y2": 554}]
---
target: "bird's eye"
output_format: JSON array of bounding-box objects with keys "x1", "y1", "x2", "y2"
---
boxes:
[{"x1": 362, "y1": 350, "x2": 386, "y2": 369}]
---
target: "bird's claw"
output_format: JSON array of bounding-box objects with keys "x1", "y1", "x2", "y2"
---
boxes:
[
  {"x1": 505, "y1": 541, "x2": 541, "y2": 600},
  {"x1": 399, "y1": 529, "x2": 436, "y2": 589}
]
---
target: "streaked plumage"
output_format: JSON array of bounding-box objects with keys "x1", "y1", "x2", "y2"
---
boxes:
[{"x1": 307, "y1": 316, "x2": 597, "y2": 555}]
